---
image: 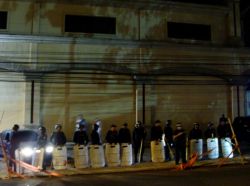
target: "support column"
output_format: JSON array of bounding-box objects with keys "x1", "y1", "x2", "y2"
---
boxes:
[{"x1": 231, "y1": 86, "x2": 245, "y2": 119}]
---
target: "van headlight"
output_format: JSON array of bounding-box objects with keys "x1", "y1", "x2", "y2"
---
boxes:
[
  {"x1": 20, "y1": 147, "x2": 34, "y2": 157},
  {"x1": 45, "y1": 145, "x2": 54, "y2": 153}
]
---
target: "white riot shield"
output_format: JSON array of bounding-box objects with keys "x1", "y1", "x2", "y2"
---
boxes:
[
  {"x1": 15, "y1": 148, "x2": 33, "y2": 174},
  {"x1": 150, "y1": 140, "x2": 165, "y2": 163},
  {"x1": 105, "y1": 143, "x2": 120, "y2": 167},
  {"x1": 120, "y1": 143, "x2": 132, "y2": 166},
  {"x1": 52, "y1": 146, "x2": 67, "y2": 170},
  {"x1": 89, "y1": 145, "x2": 105, "y2": 168},
  {"x1": 189, "y1": 139, "x2": 203, "y2": 160},
  {"x1": 0, "y1": 158, "x2": 9, "y2": 179},
  {"x1": 32, "y1": 148, "x2": 45, "y2": 170},
  {"x1": 207, "y1": 138, "x2": 219, "y2": 159},
  {"x1": 73, "y1": 145, "x2": 89, "y2": 168},
  {"x1": 221, "y1": 138, "x2": 233, "y2": 158}
]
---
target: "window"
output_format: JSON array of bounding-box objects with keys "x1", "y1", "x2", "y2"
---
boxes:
[
  {"x1": 0, "y1": 11, "x2": 8, "y2": 29},
  {"x1": 167, "y1": 22, "x2": 211, "y2": 41},
  {"x1": 166, "y1": 0, "x2": 228, "y2": 6},
  {"x1": 64, "y1": 15, "x2": 116, "y2": 34}
]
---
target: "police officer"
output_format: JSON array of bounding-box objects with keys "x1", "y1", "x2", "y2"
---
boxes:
[
  {"x1": 132, "y1": 121, "x2": 146, "y2": 163},
  {"x1": 173, "y1": 123, "x2": 187, "y2": 165},
  {"x1": 189, "y1": 122, "x2": 203, "y2": 140},
  {"x1": 105, "y1": 125, "x2": 119, "y2": 144},
  {"x1": 73, "y1": 124, "x2": 89, "y2": 145},
  {"x1": 204, "y1": 122, "x2": 217, "y2": 139},
  {"x1": 37, "y1": 126, "x2": 48, "y2": 170},
  {"x1": 50, "y1": 124, "x2": 67, "y2": 146},
  {"x1": 150, "y1": 120, "x2": 163, "y2": 141},
  {"x1": 6, "y1": 124, "x2": 19, "y2": 172},
  {"x1": 91, "y1": 124, "x2": 101, "y2": 145},
  {"x1": 37, "y1": 126, "x2": 48, "y2": 148},
  {"x1": 118, "y1": 123, "x2": 131, "y2": 144},
  {"x1": 217, "y1": 116, "x2": 232, "y2": 138},
  {"x1": 164, "y1": 120, "x2": 173, "y2": 161}
]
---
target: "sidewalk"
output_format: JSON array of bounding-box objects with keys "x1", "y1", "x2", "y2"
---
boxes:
[
  {"x1": 31, "y1": 148, "x2": 250, "y2": 177},
  {"x1": 1, "y1": 148, "x2": 250, "y2": 179}
]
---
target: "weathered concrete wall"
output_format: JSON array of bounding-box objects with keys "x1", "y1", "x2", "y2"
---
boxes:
[
  {"x1": 1, "y1": 1, "x2": 232, "y2": 44},
  {"x1": 0, "y1": 0, "x2": 246, "y2": 140},
  {"x1": 41, "y1": 80, "x2": 135, "y2": 139},
  {"x1": 0, "y1": 80, "x2": 26, "y2": 130}
]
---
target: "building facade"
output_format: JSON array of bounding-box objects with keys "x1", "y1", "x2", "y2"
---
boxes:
[{"x1": 0, "y1": 0, "x2": 248, "y2": 139}]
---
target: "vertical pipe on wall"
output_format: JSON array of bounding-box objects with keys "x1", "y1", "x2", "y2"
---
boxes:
[
  {"x1": 30, "y1": 80, "x2": 35, "y2": 124},
  {"x1": 136, "y1": 88, "x2": 138, "y2": 123},
  {"x1": 237, "y1": 86, "x2": 240, "y2": 116},
  {"x1": 142, "y1": 83, "x2": 145, "y2": 125}
]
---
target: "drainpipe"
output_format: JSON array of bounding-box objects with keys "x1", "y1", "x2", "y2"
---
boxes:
[
  {"x1": 30, "y1": 80, "x2": 34, "y2": 124},
  {"x1": 142, "y1": 83, "x2": 145, "y2": 125}
]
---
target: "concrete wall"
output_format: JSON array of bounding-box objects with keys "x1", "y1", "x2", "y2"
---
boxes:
[
  {"x1": 40, "y1": 79, "x2": 135, "y2": 139},
  {"x1": 1, "y1": 1, "x2": 234, "y2": 44},
  {"x1": 0, "y1": 0, "x2": 246, "y2": 140},
  {"x1": 0, "y1": 80, "x2": 26, "y2": 130}
]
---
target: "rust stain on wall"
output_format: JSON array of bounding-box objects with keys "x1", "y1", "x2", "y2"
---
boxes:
[{"x1": 0, "y1": 1, "x2": 17, "y2": 10}]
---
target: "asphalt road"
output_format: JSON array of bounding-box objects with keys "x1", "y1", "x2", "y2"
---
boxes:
[{"x1": 1, "y1": 164, "x2": 250, "y2": 186}]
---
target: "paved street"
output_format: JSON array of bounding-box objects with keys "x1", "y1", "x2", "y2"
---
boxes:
[{"x1": 0, "y1": 164, "x2": 250, "y2": 186}]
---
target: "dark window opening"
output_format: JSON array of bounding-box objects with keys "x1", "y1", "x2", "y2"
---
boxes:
[
  {"x1": 0, "y1": 11, "x2": 8, "y2": 29},
  {"x1": 167, "y1": 22, "x2": 211, "y2": 41},
  {"x1": 166, "y1": 0, "x2": 228, "y2": 6},
  {"x1": 65, "y1": 15, "x2": 116, "y2": 34}
]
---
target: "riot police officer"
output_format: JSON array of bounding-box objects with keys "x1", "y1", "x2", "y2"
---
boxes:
[
  {"x1": 217, "y1": 116, "x2": 232, "y2": 138},
  {"x1": 37, "y1": 126, "x2": 49, "y2": 170},
  {"x1": 189, "y1": 122, "x2": 203, "y2": 140},
  {"x1": 50, "y1": 124, "x2": 67, "y2": 146},
  {"x1": 173, "y1": 123, "x2": 187, "y2": 165},
  {"x1": 164, "y1": 120, "x2": 173, "y2": 161},
  {"x1": 132, "y1": 121, "x2": 146, "y2": 163},
  {"x1": 118, "y1": 123, "x2": 131, "y2": 144},
  {"x1": 204, "y1": 122, "x2": 217, "y2": 139},
  {"x1": 73, "y1": 124, "x2": 89, "y2": 145},
  {"x1": 91, "y1": 124, "x2": 101, "y2": 145},
  {"x1": 151, "y1": 120, "x2": 163, "y2": 141},
  {"x1": 6, "y1": 124, "x2": 19, "y2": 172},
  {"x1": 105, "y1": 125, "x2": 119, "y2": 144}
]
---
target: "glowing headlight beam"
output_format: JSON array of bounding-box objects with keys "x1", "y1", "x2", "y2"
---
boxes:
[
  {"x1": 45, "y1": 146, "x2": 54, "y2": 153},
  {"x1": 20, "y1": 147, "x2": 33, "y2": 157}
]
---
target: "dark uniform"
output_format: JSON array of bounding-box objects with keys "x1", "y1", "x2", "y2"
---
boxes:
[
  {"x1": 50, "y1": 124, "x2": 67, "y2": 146},
  {"x1": 189, "y1": 123, "x2": 203, "y2": 140},
  {"x1": 217, "y1": 116, "x2": 232, "y2": 138},
  {"x1": 164, "y1": 120, "x2": 173, "y2": 161},
  {"x1": 37, "y1": 126, "x2": 48, "y2": 148},
  {"x1": 105, "y1": 125, "x2": 119, "y2": 144},
  {"x1": 118, "y1": 123, "x2": 131, "y2": 143},
  {"x1": 91, "y1": 124, "x2": 101, "y2": 145},
  {"x1": 73, "y1": 125, "x2": 89, "y2": 145},
  {"x1": 150, "y1": 120, "x2": 163, "y2": 141},
  {"x1": 5, "y1": 124, "x2": 19, "y2": 172},
  {"x1": 204, "y1": 122, "x2": 217, "y2": 139},
  {"x1": 173, "y1": 123, "x2": 187, "y2": 165},
  {"x1": 37, "y1": 126, "x2": 49, "y2": 170},
  {"x1": 132, "y1": 121, "x2": 146, "y2": 162}
]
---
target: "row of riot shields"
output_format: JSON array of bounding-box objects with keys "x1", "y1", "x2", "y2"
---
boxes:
[
  {"x1": 14, "y1": 143, "x2": 133, "y2": 173},
  {"x1": 189, "y1": 137, "x2": 234, "y2": 160},
  {"x1": 14, "y1": 137, "x2": 234, "y2": 173},
  {"x1": 75, "y1": 143, "x2": 133, "y2": 168},
  {"x1": 150, "y1": 137, "x2": 234, "y2": 163}
]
